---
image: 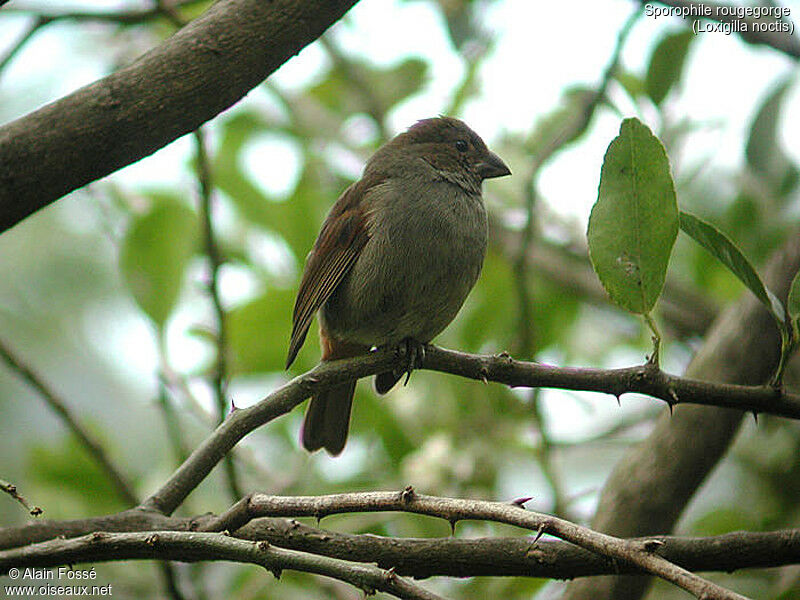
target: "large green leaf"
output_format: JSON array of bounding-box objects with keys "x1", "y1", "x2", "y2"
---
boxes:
[
  {"x1": 645, "y1": 28, "x2": 694, "y2": 106},
  {"x1": 588, "y1": 118, "x2": 678, "y2": 314},
  {"x1": 120, "y1": 195, "x2": 198, "y2": 328},
  {"x1": 679, "y1": 211, "x2": 785, "y2": 327}
]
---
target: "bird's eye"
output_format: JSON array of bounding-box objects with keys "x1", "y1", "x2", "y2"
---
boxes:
[{"x1": 455, "y1": 140, "x2": 468, "y2": 153}]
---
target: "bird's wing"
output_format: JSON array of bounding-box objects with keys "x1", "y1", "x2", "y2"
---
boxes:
[{"x1": 286, "y1": 176, "x2": 382, "y2": 368}]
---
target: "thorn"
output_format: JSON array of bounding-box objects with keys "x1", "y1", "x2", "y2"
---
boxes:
[
  {"x1": 449, "y1": 519, "x2": 457, "y2": 535},
  {"x1": 480, "y1": 366, "x2": 489, "y2": 384},
  {"x1": 228, "y1": 399, "x2": 238, "y2": 416},
  {"x1": 641, "y1": 539, "x2": 665, "y2": 552},
  {"x1": 511, "y1": 496, "x2": 533, "y2": 507},
  {"x1": 401, "y1": 485, "x2": 415, "y2": 503},
  {"x1": 145, "y1": 533, "x2": 159, "y2": 546},
  {"x1": 302, "y1": 375, "x2": 319, "y2": 391},
  {"x1": 532, "y1": 523, "x2": 546, "y2": 545},
  {"x1": 270, "y1": 567, "x2": 282, "y2": 580},
  {"x1": 614, "y1": 394, "x2": 621, "y2": 407},
  {"x1": 667, "y1": 402, "x2": 674, "y2": 416},
  {"x1": 751, "y1": 411, "x2": 759, "y2": 424},
  {"x1": 668, "y1": 387, "x2": 679, "y2": 405},
  {"x1": 257, "y1": 540, "x2": 270, "y2": 551}
]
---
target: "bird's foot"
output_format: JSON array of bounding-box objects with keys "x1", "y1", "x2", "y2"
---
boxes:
[{"x1": 399, "y1": 338, "x2": 426, "y2": 386}]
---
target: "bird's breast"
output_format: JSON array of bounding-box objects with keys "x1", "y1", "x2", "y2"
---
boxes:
[{"x1": 321, "y1": 179, "x2": 488, "y2": 346}]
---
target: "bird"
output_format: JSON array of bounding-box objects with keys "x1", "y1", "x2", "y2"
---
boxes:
[{"x1": 286, "y1": 116, "x2": 511, "y2": 455}]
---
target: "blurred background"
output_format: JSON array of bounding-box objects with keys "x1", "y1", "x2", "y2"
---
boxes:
[{"x1": 1, "y1": 0, "x2": 799, "y2": 598}]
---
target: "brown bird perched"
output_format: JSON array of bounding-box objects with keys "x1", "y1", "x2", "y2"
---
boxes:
[{"x1": 286, "y1": 116, "x2": 511, "y2": 455}]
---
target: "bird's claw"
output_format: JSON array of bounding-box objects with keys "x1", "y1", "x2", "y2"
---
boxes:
[{"x1": 401, "y1": 338, "x2": 425, "y2": 386}]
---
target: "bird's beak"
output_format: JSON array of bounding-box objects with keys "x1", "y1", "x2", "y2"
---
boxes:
[{"x1": 476, "y1": 151, "x2": 511, "y2": 180}]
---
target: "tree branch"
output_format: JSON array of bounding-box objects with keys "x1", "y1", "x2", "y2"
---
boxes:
[
  {"x1": 1, "y1": 491, "x2": 752, "y2": 599},
  {"x1": 3, "y1": 509, "x2": 800, "y2": 580},
  {"x1": 202, "y1": 490, "x2": 750, "y2": 599},
  {"x1": 0, "y1": 531, "x2": 446, "y2": 600},
  {"x1": 0, "y1": 0, "x2": 361, "y2": 233},
  {"x1": 135, "y1": 336, "x2": 800, "y2": 517},
  {"x1": 194, "y1": 123, "x2": 242, "y2": 503},
  {"x1": 0, "y1": 479, "x2": 41, "y2": 517}
]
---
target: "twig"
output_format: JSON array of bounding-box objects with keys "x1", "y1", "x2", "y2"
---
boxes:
[
  {"x1": 202, "y1": 490, "x2": 749, "y2": 599},
  {"x1": 193, "y1": 127, "x2": 243, "y2": 502},
  {"x1": 0, "y1": 340, "x2": 188, "y2": 598},
  {"x1": 0, "y1": 16, "x2": 52, "y2": 74},
  {"x1": 156, "y1": 377, "x2": 191, "y2": 466},
  {"x1": 0, "y1": 0, "x2": 208, "y2": 25},
  {"x1": 139, "y1": 343, "x2": 800, "y2": 515},
  {"x1": 3, "y1": 509, "x2": 800, "y2": 579},
  {"x1": 0, "y1": 338, "x2": 138, "y2": 506},
  {"x1": 0, "y1": 531, "x2": 447, "y2": 600},
  {"x1": 0, "y1": 479, "x2": 42, "y2": 516}
]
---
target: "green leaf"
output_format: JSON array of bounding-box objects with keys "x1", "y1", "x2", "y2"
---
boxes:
[
  {"x1": 645, "y1": 28, "x2": 694, "y2": 106},
  {"x1": 679, "y1": 211, "x2": 786, "y2": 326},
  {"x1": 526, "y1": 87, "x2": 598, "y2": 161},
  {"x1": 29, "y1": 434, "x2": 128, "y2": 515},
  {"x1": 745, "y1": 78, "x2": 796, "y2": 193},
  {"x1": 615, "y1": 70, "x2": 645, "y2": 102},
  {"x1": 227, "y1": 289, "x2": 297, "y2": 374},
  {"x1": 309, "y1": 57, "x2": 428, "y2": 118},
  {"x1": 120, "y1": 195, "x2": 198, "y2": 328},
  {"x1": 588, "y1": 118, "x2": 678, "y2": 314},
  {"x1": 788, "y1": 268, "x2": 800, "y2": 338}
]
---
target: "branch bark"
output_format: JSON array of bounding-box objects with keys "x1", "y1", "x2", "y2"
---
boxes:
[
  {"x1": 0, "y1": 531, "x2": 446, "y2": 600},
  {"x1": 134, "y1": 340, "x2": 800, "y2": 518},
  {"x1": 3, "y1": 509, "x2": 800, "y2": 580},
  {"x1": 196, "y1": 490, "x2": 749, "y2": 599},
  {"x1": 0, "y1": 0, "x2": 360, "y2": 234},
  {"x1": 562, "y1": 233, "x2": 800, "y2": 600}
]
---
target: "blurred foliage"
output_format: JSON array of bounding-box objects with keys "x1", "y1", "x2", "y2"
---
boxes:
[
  {"x1": 644, "y1": 27, "x2": 694, "y2": 106},
  {"x1": 120, "y1": 193, "x2": 199, "y2": 329},
  {"x1": 1, "y1": 2, "x2": 800, "y2": 600}
]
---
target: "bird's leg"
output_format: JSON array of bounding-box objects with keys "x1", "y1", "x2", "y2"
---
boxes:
[{"x1": 400, "y1": 337, "x2": 426, "y2": 386}]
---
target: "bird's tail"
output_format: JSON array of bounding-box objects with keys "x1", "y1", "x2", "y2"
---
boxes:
[
  {"x1": 301, "y1": 381, "x2": 357, "y2": 455},
  {"x1": 301, "y1": 333, "x2": 365, "y2": 455}
]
